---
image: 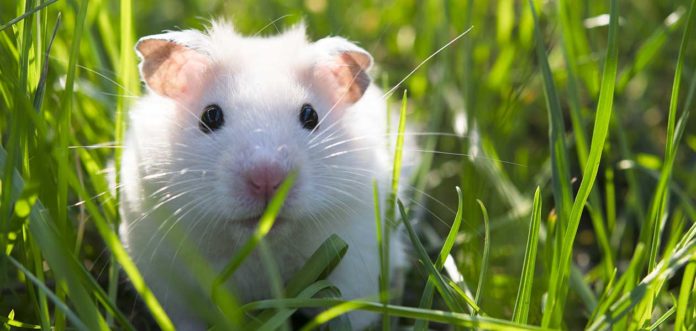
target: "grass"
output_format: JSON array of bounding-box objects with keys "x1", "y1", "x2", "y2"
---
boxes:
[{"x1": 2, "y1": 0, "x2": 696, "y2": 330}]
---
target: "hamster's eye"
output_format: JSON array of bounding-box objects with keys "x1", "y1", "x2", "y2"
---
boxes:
[
  {"x1": 299, "y1": 103, "x2": 318, "y2": 130},
  {"x1": 200, "y1": 104, "x2": 224, "y2": 133}
]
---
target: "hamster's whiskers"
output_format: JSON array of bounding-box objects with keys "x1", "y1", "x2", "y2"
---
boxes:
[
  {"x1": 69, "y1": 142, "x2": 124, "y2": 149},
  {"x1": 316, "y1": 165, "x2": 457, "y2": 228},
  {"x1": 171, "y1": 194, "x2": 224, "y2": 263},
  {"x1": 310, "y1": 131, "x2": 468, "y2": 150},
  {"x1": 126, "y1": 179, "x2": 212, "y2": 235},
  {"x1": 381, "y1": 26, "x2": 473, "y2": 100},
  {"x1": 142, "y1": 169, "x2": 209, "y2": 180},
  {"x1": 146, "y1": 190, "x2": 218, "y2": 261}
]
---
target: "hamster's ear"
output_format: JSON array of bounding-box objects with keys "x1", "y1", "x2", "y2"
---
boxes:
[
  {"x1": 135, "y1": 32, "x2": 211, "y2": 101},
  {"x1": 311, "y1": 37, "x2": 373, "y2": 107}
]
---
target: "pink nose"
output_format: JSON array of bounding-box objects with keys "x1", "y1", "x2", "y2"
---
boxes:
[{"x1": 245, "y1": 163, "x2": 287, "y2": 200}]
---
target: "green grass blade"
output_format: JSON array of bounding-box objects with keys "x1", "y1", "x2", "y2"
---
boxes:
[
  {"x1": 588, "y1": 232, "x2": 695, "y2": 330},
  {"x1": 542, "y1": 0, "x2": 619, "y2": 325},
  {"x1": 18, "y1": 0, "x2": 34, "y2": 94},
  {"x1": 616, "y1": 13, "x2": 677, "y2": 92},
  {"x1": 32, "y1": 12, "x2": 59, "y2": 112},
  {"x1": 512, "y1": 186, "x2": 542, "y2": 324},
  {"x1": 647, "y1": 302, "x2": 677, "y2": 331},
  {"x1": 398, "y1": 200, "x2": 467, "y2": 313},
  {"x1": 22, "y1": 229, "x2": 50, "y2": 330},
  {"x1": 215, "y1": 171, "x2": 298, "y2": 287},
  {"x1": 0, "y1": 147, "x2": 109, "y2": 331},
  {"x1": 0, "y1": 313, "x2": 40, "y2": 330},
  {"x1": 300, "y1": 300, "x2": 368, "y2": 331},
  {"x1": 528, "y1": 0, "x2": 572, "y2": 227},
  {"x1": 114, "y1": 0, "x2": 137, "y2": 188},
  {"x1": 372, "y1": 179, "x2": 389, "y2": 331},
  {"x1": 674, "y1": 261, "x2": 695, "y2": 331},
  {"x1": 663, "y1": 1, "x2": 694, "y2": 159},
  {"x1": 53, "y1": 1, "x2": 88, "y2": 327},
  {"x1": 0, "y1": 2, "x2": 26, "y2": 258},
  {"x1": 474, "y1": 199, "x2": 490, "y2": 308},
  {"x1": 56, "y1": 0, "x2": 87, "y2": 228},
  {"x1": 528, "y1": 0, "x2": 575, "y2": 322},
  {"x1": 558, "y1": 1, "x2": 615, "y2": 279},
  {"x1": 378, "y1": 89, "x2": 408, "y2": 330},
  {"x1": 244, "y1": 298, "x2": 546, "y2": 331},
  {"x1": 414, "y1": 186, "x2": 465, "y2": 330},
  {"x1": 445, "y1": 279, "x2": 480, "y2": 314},
  {"x1": 57, "y1": 168, "x2": 173, "y2": 330},
  {"x1": 77, "y1": 261, "x2": 136, "y2": 331},
  {"x1": 629, "y1": 3, "x2": 696, "y2": 324},
  {"x1": 587, "y1": 245, "x2": 645, "y2": 326},
  {"x1": 604, "y1": 165, "x2": 616, "y2": 234},
  {"x1": 251, "y1": 240, "x2": 290, "y2": 331},
  {"x1": 5, "y1": 256, "x2": 89, "y2": 331},
  {"x1": 0, "y1": 0, "x2": 57, "y2": 31},
  {"x1": 672, "y1": 68, "x2": 696, "y2": 172},
  {"x1": 436, "y1": 187, "x2": 465, "y2": 273},
  {"x1": 645, "y1": 0, "x2": 696, "y2": 273},
  {"x1": 284, "y1": 234, "x2": 348, "y2": 297},
  {"x1": 259, "y1": 239, "x2": 287, "y2": 298},
  {"x1": 256, "y1": 280, "x2": 337, "y2": 331},
  {"x1": 560, "y1": 33, "x2": 613, "y2": 277},
  {"x1": 111, "y1": 0, "x2": 138, "y2": 323},
  {"x1": 587, "y1": 267, "x2": 617, "y2": 324},
  {"x1": 622, "y1": 161, "x2": 696, "y2": 223},
  {"x1": 385, "y1": 90, "x2": 409, "y2": 226},
  {"x1": 569, "y1": 264, "x2": 598, "y2": 312},
  {"x1": 23, "y1": 10, "x2": 57, "y2": 324}
]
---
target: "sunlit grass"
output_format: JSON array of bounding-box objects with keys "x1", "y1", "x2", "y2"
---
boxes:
[{"x1": 2, "y1": 0, "x2": 696, "y2": 330}]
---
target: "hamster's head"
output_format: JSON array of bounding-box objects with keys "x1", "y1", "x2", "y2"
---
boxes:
[{"x1": 132, "y1": 21, "x2": 383, "y2": 232}]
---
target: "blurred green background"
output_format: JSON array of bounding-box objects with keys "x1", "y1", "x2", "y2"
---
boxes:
[{"x1": 1, "y1": 0, "x2": 695, "y2": 329}]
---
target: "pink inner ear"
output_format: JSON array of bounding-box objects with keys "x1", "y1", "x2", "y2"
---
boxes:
[
  {"x1": 313, "y1": 52, "x2": 370, "y2": 108},
  {"x1": 140, "y1": 41, "x2": 211, "y2": 102}
]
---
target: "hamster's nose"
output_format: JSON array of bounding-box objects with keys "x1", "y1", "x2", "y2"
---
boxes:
[{"x1": 245, "y1": 162, "x2": 287, "y2": 200}]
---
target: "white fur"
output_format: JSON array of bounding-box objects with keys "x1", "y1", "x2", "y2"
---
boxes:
[{"x1": 119, "y1": 21, "x2": 410, "y2": 330}]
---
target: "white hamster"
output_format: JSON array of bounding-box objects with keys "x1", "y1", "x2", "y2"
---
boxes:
[{"x1": 119, "y1": 20, "x2": 410, "y2": 330}]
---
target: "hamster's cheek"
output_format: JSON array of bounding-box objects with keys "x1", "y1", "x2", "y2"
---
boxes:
[{"x1": 287, "y1": 172, "x2": 339, "y2": 218}]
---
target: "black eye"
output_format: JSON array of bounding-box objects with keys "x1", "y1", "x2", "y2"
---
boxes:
[
  {"x1": 200, "y1": 104, "x2": 224, "y2": 133},
  {"x1": 299, "y1": 103, "x2": 318, "y2": 130}
]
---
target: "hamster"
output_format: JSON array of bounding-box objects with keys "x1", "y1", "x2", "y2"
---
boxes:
[{"x1": 119, "y1": 20, "x2": 410, "y2": 330}]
